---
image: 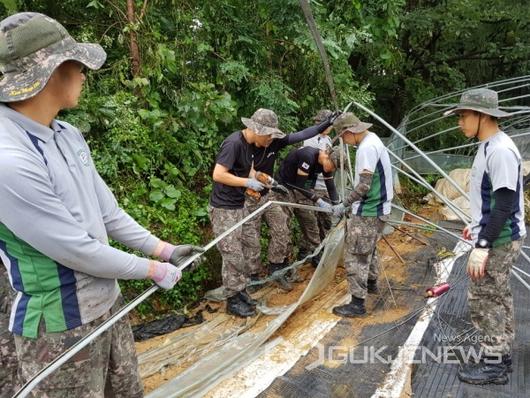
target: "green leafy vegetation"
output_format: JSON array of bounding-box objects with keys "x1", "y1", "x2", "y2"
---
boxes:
[{"x1": 3, "y1": 0, "x2": 530, "y2": 317}]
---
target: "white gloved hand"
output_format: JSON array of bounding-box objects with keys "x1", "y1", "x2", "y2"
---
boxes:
[
  {"x1": 148, "y1": 262, "x2": 182, "y2": 289},
  {"x1": 331, "y1": 203, "x2": 346, "y2": 217},
  {"x1": 466, "y1": 248, "x2": 489, "y2": 281},
  {"x1": 245, "y1": 178, "x2": 265, "y2": 192},
  {"x1": 316, "y1": 198, "x2": 332, "y2": 209}
]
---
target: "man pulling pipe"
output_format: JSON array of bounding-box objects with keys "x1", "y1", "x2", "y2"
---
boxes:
[
  {"x1": 0, "y1": 13, "x2": 203, "y2": 397},
  {"x1": 331, "y1": 112, "x2": 393, "y2": 317}
]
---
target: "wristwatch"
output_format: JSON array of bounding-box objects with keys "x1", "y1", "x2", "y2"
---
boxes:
[{"x1": 476, "y1": 238, "x2": 491, "y2": 249}]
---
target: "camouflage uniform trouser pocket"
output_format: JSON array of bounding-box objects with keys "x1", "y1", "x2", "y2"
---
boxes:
[
  {"x1": 344, "y1": 215, "x2": 385, "y2": 299},
  {"x1": 14, "y1": 295, "x2": 143, "y2": 398},
  {"x1": 468, "y1": 238, "x2": 523, "y2": 356},
  {"x1": 209, "y1": 206, "x2": 248, "y2": 296}
]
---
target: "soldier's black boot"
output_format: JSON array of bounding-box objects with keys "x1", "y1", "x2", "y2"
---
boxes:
[
  {"x1": 227, "y1": 292, "x2": 256, "y2": 318},
  {"x1": 332, "y1": 296, "x2": 367, "y2": 317},
  {"x1": 457, "y1": 356, "x2": 508, "y2": 385},
  {"x1": 367, "y1": 279, "x2": 379, "y2": 294},
  {"x1": 503, "y1": 354, "x2": 513, "y2": 373},
  {"x1": 297, "y1": 249, "x2": 309, "y2": 262},
  {"x1": 310, "y1": 253, "x2": 321, "y2": 268},
  {"x1": 240, "y1": 290, "x2": 258, "y2": 306},
  {"x1": 269, "y1": 261, "x2": 293, "y2": 291}
]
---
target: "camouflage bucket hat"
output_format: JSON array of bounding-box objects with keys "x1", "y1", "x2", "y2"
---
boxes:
[
  {"x1": 327, "y1": 145, "x2": 349, "y2": 171},
  {"x1": 0, "y1": 12, "x2": 107, "y2": 102},
  {"x1": 443, "y1": 88, "x2": 512, "y2": 118},
  {"x1": 333, "y1": 112, "x2": 372, "y2": 134},
  {"x1": 313, "y1": 109, "x2": 333, "y2": 123},
  {"x1": 241, "y1": 108, "x2": 285, "y2": 139}
]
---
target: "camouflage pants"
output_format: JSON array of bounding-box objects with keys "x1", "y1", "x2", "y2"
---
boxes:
[
  {"x1": 345, "y1": 215, "x2": 385, "y2": 299},
  {"x1": 14, "y1": 295, "x2": 143, "y2": 398},
  {"x1": 209, "y1": 206, "x2": 249, "y2": 296},
  {"x1": 468, "y1": 238, "x2": 523, "y2": 356},
  {"x1": 243, "y1": 191, "x2": 290, "y2": 273},
  {"x1": 1, "y1": 267, "x2": 19, "y2": 398},
  {"x1": 314, "y1": 189, "x2": 332, "y2": 241},
  {"x1": 282, "y1": 189, "x2": 321, "y2": 256}
]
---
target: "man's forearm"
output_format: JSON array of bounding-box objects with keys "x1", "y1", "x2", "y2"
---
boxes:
[
  {"x1": 286, "y1": 120, "x2": 331, "y2": 145},
  {"x1": 213, "y1": 170, "x2": 248, "y2": 187},
  {"x1": 478, "y1": 187, "x2": 516, "y2": 244},
  {"x1": 344, "y1": 172, "x2": 373, "y2": 207}
]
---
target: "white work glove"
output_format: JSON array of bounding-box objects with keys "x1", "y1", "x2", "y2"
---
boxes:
[
  {"x1": 149, "y1": 262, "x2": 182, "y2": 289},
  {"x1": 169, "y1": 244, "x2": 205, "y2": 269},
  {"x1": 331, "y1": 203, "x2": 346, "y2": 217},
  {"x1": 316, "y1": 198, "x2": 332, "y2": 210},
  {"x1": 245, "y1": 178, "x2": 265, "y2": 192},
  {"x1": 466, "y1": 248, "x2": 489, "y2": 281}
]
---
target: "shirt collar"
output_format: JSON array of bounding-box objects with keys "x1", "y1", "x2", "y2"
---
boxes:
[{"x1": 0, "y1": 104, "x2": 59, "y2": 142}]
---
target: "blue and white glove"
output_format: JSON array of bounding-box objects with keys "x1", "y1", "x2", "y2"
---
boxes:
[
  {"x1": 245, "y1": 178, "x2": 265, "y2": 192},
  {"x1": 316, "y1": 198, "x2": 332, "y2": 210}
]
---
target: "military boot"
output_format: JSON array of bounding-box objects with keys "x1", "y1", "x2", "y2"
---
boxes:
[
  {"x1": 502, "y1": 354, "x2": 513, "y2": 373},
  {"x1": 310, "y1": 253, "x2": 321, "y2": 268},
  {"x1": 297, "y1": 249, "x2": 310, "y2": 262},
  {"x1": 367, "y1": 279, "x2": 379, "y2": 294},
  {"x1": 240, "y1": 290, "x2": 258, "y2": 306},
  {"x1": 227, "y1": 292, "x2": 256, "y2": 318},
  {"x1": 268, "y1": 261, "x2": 292, "y2": 291},
  {"x1": 457, "y1": 356, "x2": 508, "y2": 385},
  {"x1": 332, "y1": 296, "x2": 367, "y2": 317}
]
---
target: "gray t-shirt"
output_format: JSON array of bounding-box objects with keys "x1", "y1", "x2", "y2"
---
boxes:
[
  {"x1": 469, "y1": 131, "x2": 526, "y2": 246},
  {"x1": 0, "y1": 105, "x2": 160, "y2": 337}
]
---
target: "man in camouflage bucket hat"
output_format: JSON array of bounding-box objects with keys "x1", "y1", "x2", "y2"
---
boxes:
[
  {"x1": 0, "y1": 12, "x2": 204, "y2": 396},
  {"x1": 444, "y1": 88, "x2": 525, "y2": 385},
  {"x1": 242, "y1": 108, "x2": 339, "y2": 291},
  {"x1": 210, "y1": 107, "x2": 338, "y2": 312},
  {"x1": 0, "y1": 13, "x2": 106, "y2": 101},
  {"x1": 330, "y1": 112, "x2": 393, "y2": 318}
]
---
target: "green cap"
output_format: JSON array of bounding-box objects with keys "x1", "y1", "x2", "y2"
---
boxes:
[
  {"x1": 333, "y1": 112, "x2": 372, "y2": 134},
  {"x1": 0, "y1": 12, "x2": 107, "y2": 102},
  {"x1": 443, "y1": 88, "x2": 513, "y2": 118}
]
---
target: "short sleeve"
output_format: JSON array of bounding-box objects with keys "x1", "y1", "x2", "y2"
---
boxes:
[
  {"x1": 487, "y1": 148, "x2": 519, "y2": 191},
  {"x1": 356, "y1": 144, "x2": 379, "y2": 173},
  {"x1": 216, "y1": 138, "x2": 239, "y2": 169},
  {"x1": 297, "y1": 150, "x2": 314, "y2": 173}
]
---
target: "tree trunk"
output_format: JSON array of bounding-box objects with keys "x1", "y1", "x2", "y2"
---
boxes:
[{"x1": 126, "y1": 0, "x2": 141, "y2": 77}]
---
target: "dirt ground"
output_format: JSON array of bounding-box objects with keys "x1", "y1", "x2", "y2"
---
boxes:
[{"x1": 136, "y1": 204, "x2": 442, "y2": 394}]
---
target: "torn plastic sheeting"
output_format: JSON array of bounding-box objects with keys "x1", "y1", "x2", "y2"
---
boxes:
[
  {"x1": 138, "y1": 314, "x2": 258, "y2": 380},
  {"x1": 146, "y1": 221, "x2": 345, "y2": 398}
]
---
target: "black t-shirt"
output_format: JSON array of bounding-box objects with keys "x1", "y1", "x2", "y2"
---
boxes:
[
  {"x1": 278, "y1": 146, "x2": 338, "y2": 202},
  {"x1": 278, "y1": 146, "x2": 324, "y2": 187},
  {"x1": 209, "y1": 121, "x2": 331, "y2": 208},
  {"x1": 209, "y1": 131, "x2": 254, "y2": 209}
]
